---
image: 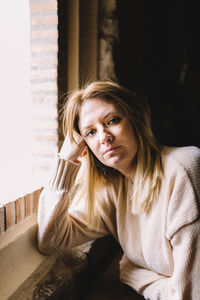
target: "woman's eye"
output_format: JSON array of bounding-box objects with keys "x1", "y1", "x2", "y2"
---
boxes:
[
  {"x1": 86, "y1": 129, "x2": 96, "y2": 137},
  {"x1": 107, "y1": 116, "x2": 121, "y2": 125}
]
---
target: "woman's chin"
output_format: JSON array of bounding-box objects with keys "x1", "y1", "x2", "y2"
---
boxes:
[{"x1": 103, "y1": 157, "x2": 123, "y2": 170}]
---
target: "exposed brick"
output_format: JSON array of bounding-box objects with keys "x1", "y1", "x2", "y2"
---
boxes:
[
  {"x1": 30, "y1": 0, "x2": 58, "y2": 187},
  {"x1": 30, "y1": 2, "x2": 57, "y2": 13},
  {"x1": 31, "y1": 82, "x2": 58, "y2": 92},
  {"x1": 30, "y1": 193, "x2": 34, "y2": 215},
  {"x1": 31, "y1": 23, "x2": 57, "y2": 31},
  {"x1": 32, "y1": 158, "x2": 55, "y2": 169},
  {"x1": 0, "y1": 1, "x2": 58, "y2": 236},
  {"x1": 15, "y1": 197, "x2": 25, "y2": 223},
  {"x1": 32, "y1": 100, "x2": 57, "y2": 109},
  {"x1": 33, "y1": 135, "x2": 58, "y2": 142},
  {"x1": 31, "y1": 57, "x2": 57, "y2": 67},
  {"x1": 31, "y1": 69, "x2": 57, "y2": 79},
  {"x1": 33, "y1": 148, "x2": 57, "y2": 157},
  {"x1": 32, "y1": 107, "x2": 58, "y2": 118},
  {"x1": 30, "y1": 16, "x2": 58, "y2": 26},
  {"x1": 31, "y1": 37, "x2": 57, "y2": 44},
  {"x1": 33, "y1": 121, "x2": 58, "y2": 130},
  {"x1": 33, "y1": 189, "x2": 42, "y2": 213},
  {"x1": 5, "y1": 202, "x2": 16, "y2": 229},
  {"x1": 33, "y1": 142, "x2": 57, "y2": 150},
  {"x1": 31, "y1": 51, "x2": 57, "y2": 58},
  {"x1": 33, "y1": 127, "x2": 57, "y2": 134},
  {"x1": 31, "y1": 43, "x2": 58, "y2": 53},
  {"x1": 31, "y1": 66, "x2": 57, "y2": 73},
  {"x1": 0, "y1": 205, "x2": 5, "y2": 234},
  {"x1": 32, "y1": 166, "x2": 51, "y2": 172},
  {"x1": 31, "y1": 30, "x2": 58, "y2": 39},
  {"x1": 25, "y1": 194, "x2": 32, "y2": 217}
]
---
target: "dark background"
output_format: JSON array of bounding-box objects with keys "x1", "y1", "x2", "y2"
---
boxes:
[{"x1": 115, "y1": 1, "x2": 200, "y2": 147}]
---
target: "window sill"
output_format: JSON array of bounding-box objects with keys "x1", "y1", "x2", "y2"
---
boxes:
[
  {"x1": 0, "y1": 212, "x2": 91, "y2": 300},
  {"x1": 0, "y1": 214, "x2": 50, "y2": 299},
  {"x1": 0, "y1": 211, "x2": 117, "y2": 300}
]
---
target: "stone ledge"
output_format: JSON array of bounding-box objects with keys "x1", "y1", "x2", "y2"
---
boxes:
[
  {"x1": 0, "y1": 212, "x2": 117, "y2": 300},
  {"x1": 9, "y1": 247, "x2": 91, "y2": 300},
  {"x1": 0, "y1": 214, "x2": 45, "y2": 300},
  {"x1": 27, "y1": 236, "x2": 117, "y2": 300},
  {"x1": 0, "y1": 213, "x2": 90, "y2": 300}
]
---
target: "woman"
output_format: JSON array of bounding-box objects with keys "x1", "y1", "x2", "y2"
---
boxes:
[{"x1": 38, "y1": 80, "x2": 200, "y2": 299}]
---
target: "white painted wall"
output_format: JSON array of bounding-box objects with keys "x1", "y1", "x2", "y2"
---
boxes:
[{"x1": 0, "y1": 0, "x2": 32, "y2": 204}]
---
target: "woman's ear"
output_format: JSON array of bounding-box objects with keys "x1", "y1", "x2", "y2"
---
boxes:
[{"x1": 80, "y1": 146, "x2": 88, "y2": 157}]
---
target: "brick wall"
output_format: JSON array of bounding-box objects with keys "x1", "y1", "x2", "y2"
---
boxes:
[
  {"x1": 30, "y1": 0, "x2": 58, "y2": 175},
  {"x1": 0, "y1": 188, "x2": 42, "y2": 234},
  {"x1": 0, "y1": 0, "x2": 120, "y2": 235},
  {"x1": 0, "y1": 0, "x2": 59, "y2": 235}
]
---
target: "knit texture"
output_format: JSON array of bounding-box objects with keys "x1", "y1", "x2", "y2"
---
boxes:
[{"x1": 38, "y1": 146, "x2": 200, "y2": 299}]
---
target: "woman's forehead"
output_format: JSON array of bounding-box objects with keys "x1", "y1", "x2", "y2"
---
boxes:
[
  {"x1": 78, "y1": 98, "x2": 122, "y2": 128},
  {"x1": 79, "y1": 98, "x2": 122, "y2": 116},
  {"x1": 81, "y1": 97, "x2": 122, "y2": 111}
]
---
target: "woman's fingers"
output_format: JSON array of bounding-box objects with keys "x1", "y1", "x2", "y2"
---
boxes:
[
  {"x1": 119, "y1": 253, "x2": 131, "y2": 271},
  {"x1": 59, "y1": 132, "x2": 87, "y2": 162},
  {"x1": 72, "y1": 132, "x2": 83, "y2": 145}
]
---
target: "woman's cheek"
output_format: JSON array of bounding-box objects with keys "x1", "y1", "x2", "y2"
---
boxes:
[{"x1": 86, "y1": 141, "x2": 96, "y2": 156}]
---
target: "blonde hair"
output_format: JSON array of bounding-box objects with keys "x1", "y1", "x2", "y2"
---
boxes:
[{"x1": 62, "y1": 80, "x2": 163, "y2": 226}]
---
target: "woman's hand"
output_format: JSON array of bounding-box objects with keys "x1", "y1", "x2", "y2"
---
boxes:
[
  {"x1": 119, "y1": 253, "x2": 132, "y2": 271},
  {"x1": 59, "y1": 132, "x2": 87, "y2": 163}
]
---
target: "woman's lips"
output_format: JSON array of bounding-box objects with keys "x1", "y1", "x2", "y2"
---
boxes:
[{"x1": 104, "y1": 145, "x2": 120, "y2": 155}]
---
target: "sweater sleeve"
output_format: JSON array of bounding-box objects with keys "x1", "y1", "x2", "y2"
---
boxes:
[
  {"x1": 145, "y1": 220, "x2": 200, "y2": 300},
  {"x1": 37, "y1": 156, "x2": 109, "y2": 255}
]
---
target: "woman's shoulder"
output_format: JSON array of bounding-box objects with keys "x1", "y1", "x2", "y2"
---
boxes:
[
  {"x1": 162, "y1": 145, "x2": 200, "y2": 159},
  {"x1": 161, "y1": 145, "x2": 200, "y2": 199},
  {"x1": 162, "y1": 145, "x2": 200, "y2": 172}
]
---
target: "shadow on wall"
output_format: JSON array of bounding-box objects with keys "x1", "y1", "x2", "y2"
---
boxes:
[{"x1": 115, "y1": 0, "x2": 200, "y2": 148}]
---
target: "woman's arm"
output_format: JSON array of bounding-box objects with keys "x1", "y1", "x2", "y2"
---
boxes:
[
  {"x1": 145, "y1": 220, "x2": 200, "y2": 300},
  {"x1": 120, "y1": 220, "x2": 200, "y2": 300},
  {"x1": 37, "y1": 135, "x2": 109, "y2": 255}
]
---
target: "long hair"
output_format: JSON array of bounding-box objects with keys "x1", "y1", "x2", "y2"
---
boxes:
[{"x1": 62, "y1": 80, "x2": 163, "y2": 226}]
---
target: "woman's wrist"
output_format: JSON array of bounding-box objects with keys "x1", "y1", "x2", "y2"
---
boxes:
[
  {"x1": 50, "y1": 155, "x2": 81, "y2": 190},
  {"x1": 57, "y1": 153, "x2": 81, "y2": 165}
]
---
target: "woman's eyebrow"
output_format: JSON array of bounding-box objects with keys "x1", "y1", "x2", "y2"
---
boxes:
[
  {"x1": 102, "y1": 110, "x2": 119, "y2": 120},
  {"x1": 82, "y1": 124, "x2": 93, "y2": 130},
  {"x1": 82, "y1": 110, "x2": 119, "y2": 131}
]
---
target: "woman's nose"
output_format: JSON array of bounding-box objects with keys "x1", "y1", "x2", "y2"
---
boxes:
[{"x1": 99, "y1": 129, "x2": 113, "y2": 144}]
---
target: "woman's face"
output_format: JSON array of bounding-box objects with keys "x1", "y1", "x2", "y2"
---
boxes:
[{"x1": 78, "y1": 98, "x2": 138, "y2": 179}]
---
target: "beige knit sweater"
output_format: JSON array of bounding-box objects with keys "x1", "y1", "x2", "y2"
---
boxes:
[{"x1": 38, "y1": 146, "x2": 200, "y2": 300}]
